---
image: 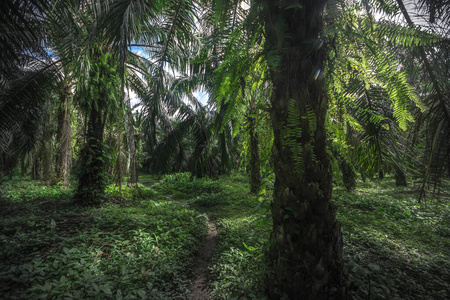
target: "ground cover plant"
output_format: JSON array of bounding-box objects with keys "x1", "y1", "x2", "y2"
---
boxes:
[
  {"x1": 0, "y1": 177, "x2": 208, "y2": 299},
  {"x1": 153, "y1": 171, "x2": 271, "y2": 299},
  {"x1": 336, "y1": 179, "x2": 450, "y2": 300},
  {"x1": 153, "y1": 172, "x2": 450, "y2": 299},
  {"x1": 1, "y1": 173, "x2": 449, "y2": 299}
]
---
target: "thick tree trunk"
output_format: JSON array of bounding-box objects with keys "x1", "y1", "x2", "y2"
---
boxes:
[
  {"x1": 249, "y1": 95, "x2": 261, "y2": 194},
  {"x1": 339, "y1": 159, "x2": 356, "y2": 192},
  {"x1": 54, "y1": 83, "x2": 72, "y2": 187},
  {"x1": 74, "y1": 103, "x2": 106, "y2": 205},
  {"x1": 261, "y1": 0, "x2": 347, "y2": 298},
  {"x1": 395, "y1": 166, "x2": 407, "y2": 187},
  {"x1": 75, "y1": 47, "x2": 118, "y2": 205}
]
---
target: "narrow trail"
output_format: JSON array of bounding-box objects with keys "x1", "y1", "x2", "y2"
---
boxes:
[
  {"x1": 189, "y1": 219, "x2": 218, "y2": 300},
  {"x1": 159, "y1": 193, "x2": 218, "y2": 299}
]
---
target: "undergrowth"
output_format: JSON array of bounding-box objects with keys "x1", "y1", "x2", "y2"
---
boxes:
[
  {"x1": 336, "y1": 178, "x2": 450, "y2": 300},
  {"x1": 0, "y1": 177, "x2": 208, "y2": 299},
  {"x1": 0, "y1": 174, "x2": 448, "y2": 300},
  {"x1": 152, "y1": 171, "x2": 271, "y2": 299}
]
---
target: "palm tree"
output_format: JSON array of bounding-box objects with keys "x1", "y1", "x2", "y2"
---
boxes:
[
  {"x1": 251, "y1": 0, "x2": 347, "y2": 297},
  {"x1": 0, "y1": 0, "x2": 56, "y2": 176},
  {"x1": 54, "y1": 76, "x2": 73, "y2": 187},
  {"x1": 73, "y1": 47, "x2": 121, "y2": 204},
  {"x1": 395, "y1": 0, "x2": 450, "y2": 200},
  {"x1": 51, "y1": 0, "x2": 199, "y2": 203}
]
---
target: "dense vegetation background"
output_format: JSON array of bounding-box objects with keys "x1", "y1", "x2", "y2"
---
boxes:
[{"x1": 1, "y1": 0, "x2": 449, "y2": 299}]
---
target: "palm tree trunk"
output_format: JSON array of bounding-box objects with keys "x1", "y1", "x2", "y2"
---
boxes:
[
  {"x1": 249, "y1": 94, "x2": 261, "y2": 194},
  {"x1": 42, "y1": 140, "x2": 52, "y2": 184},
  {"x1": 340, "y1": 158, "x2": 356, "y2": 191},
  {"x1": 75, "y1": 47, "x2": 117, "y2": 205},
  {"x1": 261, "y1": 0, "x2": 346, "y2": 298},
  {"x1": 241, "y1": 77, "x2": 261, "y2": 194},
  {"x1": 32, "y1": 149, "x2": 41, "y2": 180},
  {"x1": 75, "y1": 101, "x2": 106, "y2": 204},
  {"x1": 125, "y1": 93, "x2": 138, "y2": 184},
  {"x1": 54, "y1": 82, "x2": 72, "y2": 187},
  {"x1": 395, "y1": 166, "x2": 407, "y2": 186}
]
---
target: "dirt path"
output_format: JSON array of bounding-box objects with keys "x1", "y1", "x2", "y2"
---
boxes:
[
  {"x1": 189, "y1": 219, "x2": 218, "y2": 300},
  {"x1": 160, "y1": 194, "x2": 218, "y2": 299}
]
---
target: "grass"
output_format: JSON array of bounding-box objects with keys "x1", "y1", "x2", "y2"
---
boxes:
[{"x1": 0, "y1": 174, "x2": 449, "y2": 299}]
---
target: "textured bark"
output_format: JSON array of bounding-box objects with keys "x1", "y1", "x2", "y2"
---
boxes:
[
  {"x1": 241, "y1": 77, "x2": 261, "y2": 194},
  {"x1": 54, "y1": 82, "x2": 72, "y2": 187},
  {"x1": 395, "y1": 167, "x2": 407, "y2": 187},
  {"x1": 74, "y1": 101, "x2": 106, "y2": 204},
  {"x1": 249, "y1": 94, "x2": 261, "y2": 194},
  {"x1": 261, "y1": 0, "x2": 347, "y2": 298}
]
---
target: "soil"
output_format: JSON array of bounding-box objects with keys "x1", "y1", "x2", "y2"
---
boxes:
[{"x1": 189, "y1": 219, "x2": 218, "y2": 300}]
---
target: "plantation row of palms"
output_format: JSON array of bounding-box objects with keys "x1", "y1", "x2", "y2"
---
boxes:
[{"x1": 1, "y1": 0, "x2": 449, "y2": 298}]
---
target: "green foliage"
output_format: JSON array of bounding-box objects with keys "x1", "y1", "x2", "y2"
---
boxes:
[
  {"x1": 1, "y1": 174, "x2": 449, "y2": 300},
  {"x1": 209, "y1": 218, "x2": 268, "y2": 299},
  {"x1": 146, "y1": 171, "x2": 270, "y2": 299},
  {"x1": 1, "y1": 179, "x2": 74, "y2": 202},
  {"x1": 335, "y1": 177, "x2": 450, "y2": 300},
  {"x1": 105, "y1": 184, "x2": 156, "y2": 202},
  {"x1": 0, "y1": 177, "x2": 208, "y2": 299},
  {"x1": 193, "y1": 193, "x2": 231, "y2": 208},
  {"x1": 374, "y1": 20, "x2": 443, "y2": 48},
  {"x1": 281, "y1": 99, "x2": 304, "y2": 175},
  {"x1": 74, "y1": 140, "x2": 115, "y2": 205},
  {"x1": 324, "y1": 3, "x2": 429, "y2": 180},
  {"x1": 154, "y1": 172, "x2": 223, "y2": 199},
  {"x1": 77, "y1": 49, "x2": 121, "y2": 119}
]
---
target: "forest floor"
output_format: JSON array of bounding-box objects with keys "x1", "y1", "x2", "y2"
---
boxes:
[{"x1": 0, "y1": 172, "x2": 449, "y2": 299}]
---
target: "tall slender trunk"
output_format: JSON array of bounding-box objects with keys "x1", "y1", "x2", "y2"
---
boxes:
[
  {"x1": 54, "y1": 82, "x2": 72, "y2": 187},
  {"x1": 249, "y1": 94, "x2": 261, "y2": 194},
  {"x1": 125, "y1": 93, "x2": 138, "y2": 184},
  {"x1": 116, "y1": 102, "x2": 123, "y2": 197},
  {"x1": 242, "y1": 76, "x2": 261, "y2": 193},
  {"x1": 32, "y1": 149, "x2": 41, "y2": 180},
  {"x1": 42, "y1": 140, "x2": 52, "y2": 184},
  {"x1": 260, "y1": 0, "x2": 346, "y2": 298},
  {"x1": 41, "y1": 96, "x2": 54, "y2": 184}
]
